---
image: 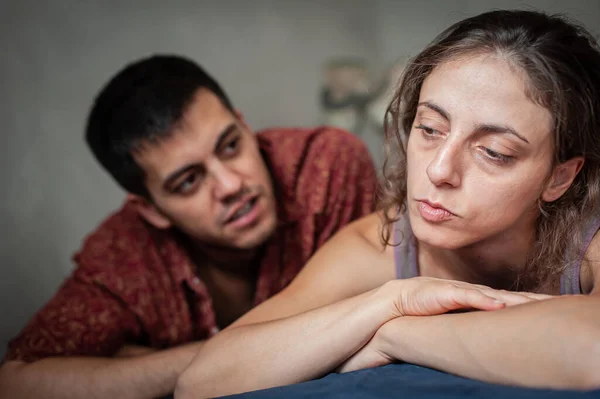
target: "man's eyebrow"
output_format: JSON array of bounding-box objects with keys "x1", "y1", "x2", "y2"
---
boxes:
[
  {"x1": 162, "y1": 124, "x2": 238, "y2": 190},
  {"x1": 163, "y1": 165, "x2": 197, "y2": 191},
  {"x1": 212, "y1": 123, "x2": 237, "y2": 153}
]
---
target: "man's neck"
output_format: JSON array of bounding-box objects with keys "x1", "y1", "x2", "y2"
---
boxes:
[
  {"x1": 187, "y1": 242, "x2": 262, "y2": 328},
  {"x1": 186, "y1": 239, "x2": 260, "y2": 277}
]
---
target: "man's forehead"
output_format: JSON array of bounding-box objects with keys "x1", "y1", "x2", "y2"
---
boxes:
[
  {"x1": 189, "y1": 88, "x2": 232, "y2": 118},
  {"x1": 136, "y1": 88, "x2": 231, "y2": 147},
  {"x1": 132, "y1": 88, "x2": 238, "y2": 181}
]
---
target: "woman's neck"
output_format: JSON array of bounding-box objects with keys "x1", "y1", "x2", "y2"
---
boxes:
[{"x1": 417, "y1": 227, "x2": 536, "y2": 291}]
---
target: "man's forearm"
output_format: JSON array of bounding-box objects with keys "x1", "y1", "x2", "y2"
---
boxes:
[
  {"x1": 175, "y1": 288, "x2": 389, "y2": 399},
  {"x1": 378, "y1": 295, "x2": 600, "y2": 389},
  {"x1": 0, "y1": 341, "x2": 204, "y2": 399}
]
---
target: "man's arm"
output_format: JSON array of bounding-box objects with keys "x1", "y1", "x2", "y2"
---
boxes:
[
  {"x1": 0, "y1": 275, "x2": 202, "y2": 399},
  {"x1": 368, "y1": 294, "x2": 600, "y2": 390},
  {"x1": 0, "y1": 341, "x2": 203, "y2": 399}
]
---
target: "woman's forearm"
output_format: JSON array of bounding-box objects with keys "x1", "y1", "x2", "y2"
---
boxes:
[
  {"x1": 377, "y1": 295, "x2": 600, "y2": 390},
  {"x1": 175, "y1": 288, "x2": 389, "y2": 398},
  {"x1": 175, "y1": 277, "x2": 544, "y2": 398}
]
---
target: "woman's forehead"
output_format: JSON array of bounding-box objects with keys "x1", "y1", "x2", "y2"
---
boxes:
[{"x1": 418, "y1": 54, "x2": 553, "y2": 143}]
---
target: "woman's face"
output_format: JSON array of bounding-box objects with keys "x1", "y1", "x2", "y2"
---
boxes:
[{"x1": 406, "y1": 54, "x2": 555, "y2": 249}]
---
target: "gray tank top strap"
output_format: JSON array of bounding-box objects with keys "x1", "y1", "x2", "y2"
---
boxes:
[
  {"x1": 394, "y1": 216, "x2": 600, "y2": 293},
  {"x1": 560, "y1": 216, "x2": 600, "y2": 295},
  {"x1": 394, "y1": 218, "x2": 419, "y2": 279}
]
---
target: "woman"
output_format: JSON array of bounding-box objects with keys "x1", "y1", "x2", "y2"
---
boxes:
[{"x1": 176, "y1": 9, "x2": 600, "y2": 398}]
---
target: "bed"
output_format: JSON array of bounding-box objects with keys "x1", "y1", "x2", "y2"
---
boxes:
[{"x1": 221, "y1": 363, "x2": 600, "y2": 399}]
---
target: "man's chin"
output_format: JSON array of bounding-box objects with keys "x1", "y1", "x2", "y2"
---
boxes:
[
  {"x1": 194, "y1": 214, "x2": 277, "y2": 253},
  {"x1": 232, "y1": 224, "x2": 276, "y2": 250}
]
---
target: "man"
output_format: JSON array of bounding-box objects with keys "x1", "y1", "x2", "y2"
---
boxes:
[{"x1": 0, "y1": 55, "x2": 377, "y2": 398}]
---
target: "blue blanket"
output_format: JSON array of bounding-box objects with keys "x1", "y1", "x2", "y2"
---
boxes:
[{"x1": 222, "y1": 364, "x2": 600, "y2": 398}]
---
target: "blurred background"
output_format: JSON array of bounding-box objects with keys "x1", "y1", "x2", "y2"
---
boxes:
[{"x1": 1, "y1": 0, "x2": 598, "y2": 356}]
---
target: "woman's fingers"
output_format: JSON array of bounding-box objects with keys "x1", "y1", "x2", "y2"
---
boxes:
[
  {"x1": 446, "y1": 287, "x2": 541, "y2": 312},
  {"x1": 446, "y1": 288, "x2": 506, "y2": 311},
  {"x1": 480, "y1": 290, "x2": 541, "y2": 306},
  {"x1": 515, "y1": 292, "x2": 555, "y2": 300},
  {"x1": 390, "y1": 277, "x2": 550, "y2": 317},
  {"x1": 450, "y1": 281, "x2": 549, "y2": 306}
]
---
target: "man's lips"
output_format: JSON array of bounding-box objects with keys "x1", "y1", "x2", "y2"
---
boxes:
[{"x1": 223, "y1": 195, "x2": 258, "y2": 224}]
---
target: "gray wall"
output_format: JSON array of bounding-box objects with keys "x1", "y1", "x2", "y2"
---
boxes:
[
  {"x1": 1, "y1": 0, "x2": 598, "y2": 355},
  {"x1": 376, "y1": 0, "x2": 599, "y2": 67}
]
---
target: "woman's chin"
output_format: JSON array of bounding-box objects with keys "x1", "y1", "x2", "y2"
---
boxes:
[{"x1": 411, "y1": 221, "x2": 470, "y2": 250}]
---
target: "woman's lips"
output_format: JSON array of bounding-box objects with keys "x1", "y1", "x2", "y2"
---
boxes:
[{"x1": 417, "y1": 200, "x2": 455, "y2": 222}]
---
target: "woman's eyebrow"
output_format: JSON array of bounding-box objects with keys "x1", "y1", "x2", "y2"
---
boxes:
[
  {"x1": 475, "y1": 123, "x2": 530, "y2": 144},
  {"x1": 417, "y1": 101, "x2": 450, "y2": 122}
]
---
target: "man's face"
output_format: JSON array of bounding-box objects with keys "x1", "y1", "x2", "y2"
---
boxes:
[{"x1": 133, "y1": 89, "x2": 277, "y2": 252}]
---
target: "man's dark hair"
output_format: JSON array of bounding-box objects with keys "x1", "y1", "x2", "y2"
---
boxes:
[{"x1": 85, "y1": 54, "x2": 234, "y2": 197}]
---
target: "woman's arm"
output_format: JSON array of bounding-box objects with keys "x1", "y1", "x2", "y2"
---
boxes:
[
  {"x1": 360, "y1": 294, "x2": 600, "y2": 390},
  {"x1": 175, "y1": 214, "x2": 542, "y2": 398},
  {"x1": 176, "y1": 278, "x2": 536, "y2": 399},
  {"x1": 342, "y1": 234, "x2": 600, "y2": 389}
]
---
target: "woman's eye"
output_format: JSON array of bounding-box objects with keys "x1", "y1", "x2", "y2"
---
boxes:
[
  {"x1": 415, "y1": 124, "x2": 440, "y2": 139},
  {"x1": 481, "y1": 147, "x2": 513, "y2": 164}
]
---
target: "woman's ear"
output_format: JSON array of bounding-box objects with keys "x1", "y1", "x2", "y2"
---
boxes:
[
  {"x1": 541, "y1": 157, "x2": 584, "y2": 202},
  {"x1": 127, "y1": 194, "x2": 172, "y2": 229}
]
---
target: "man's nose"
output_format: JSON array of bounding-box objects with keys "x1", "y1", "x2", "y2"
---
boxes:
[{"x1": 211, "y1": 162, "x2": 243, "y2": 201}]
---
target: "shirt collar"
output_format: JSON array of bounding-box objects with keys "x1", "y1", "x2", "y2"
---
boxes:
[{"x1": 257, "y1": 134, "x2": 304, "y2": 225}]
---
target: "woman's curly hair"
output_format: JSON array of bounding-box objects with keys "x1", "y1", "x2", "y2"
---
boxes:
[{"x1": 379, "y1": 10, "x2": 600, "y2": 290}]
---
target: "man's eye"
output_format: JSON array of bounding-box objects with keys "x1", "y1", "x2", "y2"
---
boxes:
[
  {"x1": 222, "y1": 138, "x2": 240, "y2": 156},
  {"x1": 176, "y1": 174, "x2": 198, "y2": 194}
]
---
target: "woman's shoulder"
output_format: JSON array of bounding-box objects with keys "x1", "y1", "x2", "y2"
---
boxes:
[{"x1": 351, "y1": 211, "x2": 409, "y2": 253}]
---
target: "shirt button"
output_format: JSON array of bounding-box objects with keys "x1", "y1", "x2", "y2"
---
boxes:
[{"x1": 191, "y1": 277, "x2": 200, "y2": 285}]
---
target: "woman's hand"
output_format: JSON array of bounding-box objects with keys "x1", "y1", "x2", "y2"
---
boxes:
[
  {"x1": 377, "y1": 277, "x2": 551, "y2": 318},
  {"x1": 337, "y1": 278, "x2": 553, "y2": 373}
]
